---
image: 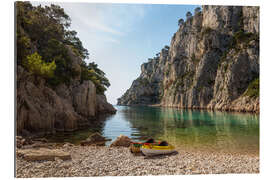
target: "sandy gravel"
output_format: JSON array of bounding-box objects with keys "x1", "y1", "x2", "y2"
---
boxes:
[{"x1": 16, "y1": 145, "x2": 259, "y2": 177}]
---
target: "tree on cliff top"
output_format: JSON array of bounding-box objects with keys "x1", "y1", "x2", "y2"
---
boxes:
[
  {"x1": 186, "y1": 11, "x2": 192, "y2": 19},
  {"x1": 194, "y1": 7, "x2": 201, "y2": 15},
  {"x1": 16, "y1": 2, "x2": 109, "y2": 94},
  {"x1": 81, "y1": 62, "x2": 110, "y2": 94},
  {"x1": 178, "y1": 18, "x2": 184, "y2": 26}
]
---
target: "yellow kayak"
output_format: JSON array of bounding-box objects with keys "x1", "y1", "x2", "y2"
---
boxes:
[{"x1": 141, "y1": 142, "x2": 175, "y2": 156}]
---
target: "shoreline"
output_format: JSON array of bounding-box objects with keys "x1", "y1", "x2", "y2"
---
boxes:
[
  {"x1": 16, "y1": 144, "x2": 259, "y2": 177},
  {"x1": 116, "y1": 104, "x2": 259, "y2": 114}
]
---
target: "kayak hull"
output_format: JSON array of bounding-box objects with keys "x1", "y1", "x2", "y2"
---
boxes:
[{"x1": 141, "y1": 145, "x2": 175, "y2": 156}]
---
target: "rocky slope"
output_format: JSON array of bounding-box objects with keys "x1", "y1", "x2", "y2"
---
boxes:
[
  {"x1": 117, "y1": 5, "x2": 259, "y2": 113},
  {"x1": 17, "y1": 46, "x2": 116, "y2": 136}
]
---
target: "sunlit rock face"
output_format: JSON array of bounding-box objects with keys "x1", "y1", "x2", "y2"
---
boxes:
[{"x1": 117, "y1": 6, "x2": 259, "y2": 113}]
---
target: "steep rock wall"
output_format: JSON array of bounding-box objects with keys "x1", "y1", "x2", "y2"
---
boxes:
[{"x1": 117, "y1": 5, "x2": 259, "y2": 113}]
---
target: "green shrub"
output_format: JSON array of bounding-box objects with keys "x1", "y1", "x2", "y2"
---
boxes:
[
  {"x1": 196, "y1": 85, "x2": 203, "y2": 92},
  {"x1": 165, "y1": 70, "x2": 169, "y2": 76},
  {"x1": 233, "y1": 30, "x2": 257, "y2": 45},
  {"x1": 244, "y1": 78, "x2": 259, "y2": 98},
  {"x1": 207, "y1": 79, "x2": 215, "y2": 86},
  {"x1": 17, "y1": 33, "x2": 31, "y2": 65},
  {"x1": 24, "y1": 52, "x2": 56, "y2": 78},
  {"x1": 201, "y1": 27, "x2": 213, "y2": 37},
  {"x1": 80, "y1": 62, "x2": 110, "y2": 95}
]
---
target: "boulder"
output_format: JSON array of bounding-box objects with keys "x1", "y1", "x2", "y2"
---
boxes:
[
  {"x1": 16, "y1": 148, "x2": 71, "y2": 161},
  {"x1": 80, "y1": 132, "x2": 106, "y2": 146},
  {"x1": 110, "y1": 135, "x2": 132, "y2": 147}
]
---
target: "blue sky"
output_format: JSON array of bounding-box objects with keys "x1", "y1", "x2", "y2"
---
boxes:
[{"x1": 32, "y1": 2, "x2": 199, "y2": 104}]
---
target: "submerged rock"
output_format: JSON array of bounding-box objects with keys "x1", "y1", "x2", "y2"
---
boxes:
[{"x1": 80, "y1": 132, "x2": 106, "y2": 146}]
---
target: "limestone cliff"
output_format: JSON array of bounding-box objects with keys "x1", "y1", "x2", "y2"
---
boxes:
[
  {"x1": 16, "y1": 2, "x2": 116, "y2": 136},
  {"x1": 16, "y1": 47, "x2": 116, "y2": 136},
  {"x1": 117, "y1": 5, "x2": 259, "y2": 113}
]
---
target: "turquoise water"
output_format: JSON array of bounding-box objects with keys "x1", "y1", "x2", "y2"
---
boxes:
[
  {"x1": 102, "y1": 106, "x2": 259, "y2": 153},
  {"x1": 47, "y1": 105, "x2": 259, "y2": 154}
]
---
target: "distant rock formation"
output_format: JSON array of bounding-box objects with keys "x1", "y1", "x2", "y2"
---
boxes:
[{"x1": 118, "y1": 6, "x2": 259, "y2": 113}]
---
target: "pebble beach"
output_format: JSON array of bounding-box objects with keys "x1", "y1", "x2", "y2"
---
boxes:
[{"x1": 16, "y1": 145, "x2": 259, "y2": 177}]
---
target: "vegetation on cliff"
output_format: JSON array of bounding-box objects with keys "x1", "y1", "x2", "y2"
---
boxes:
[
  {"x1": 244, "y1": 78, "x2": 259, "y2": 98},
  {"x1": 16, "y1": 2, "x2": 110, "y2": 94},
  {"x1": 24, "y1": 52, "x2": 56, "y2": 78}
]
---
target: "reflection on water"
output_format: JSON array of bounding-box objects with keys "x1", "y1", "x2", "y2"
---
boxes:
[
  {"x1": 102, "y1": 106, "x2": 259, "y2": 154},
  {"x1": 46, "y1": 105, "x2": 259, "y2": 154}
]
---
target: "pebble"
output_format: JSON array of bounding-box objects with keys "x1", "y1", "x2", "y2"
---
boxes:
[{"x1": 16, "y1": 146, "x2": 259, "y2": 177}]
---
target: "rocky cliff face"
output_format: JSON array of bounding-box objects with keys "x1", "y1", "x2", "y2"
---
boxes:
[
  {"x1": 117, "y1": 5, "x2": 259, "y2": 113},
  {"x1": 17, "y1": 47, "x2": 116, "y2": 136}
]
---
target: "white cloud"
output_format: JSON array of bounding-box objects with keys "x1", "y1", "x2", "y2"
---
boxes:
[
  {"x1": 63, "y1": 3, "x2": 125, "y2": 36},
  {"x1": 32, "y1": 2, "x2": 147, "y2": 44},
  {"x1": 80, "y1": 17, "x2": 124, "y2": 36}
]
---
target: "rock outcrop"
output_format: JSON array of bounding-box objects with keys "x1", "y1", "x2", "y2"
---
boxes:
[
  {"x1": 16, "y1": 46, "x2": 116, "y2": 136},
  {"x1": 117, "y1": 6, "x2": 259, "y2": 113},
  {"x1": 96, "y1": 95, "x2": 117, "y2": 114},
  {"x1": 16, "y1": 148, "x2": 71, "y2": 161},
  {"x1": 110, "y1": 135, "x2": 132, "y2": 147}
]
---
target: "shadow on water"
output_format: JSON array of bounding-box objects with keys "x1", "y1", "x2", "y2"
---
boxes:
[{"x1": 45, "y1": 115, "x2": 111, "y2": 145}]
